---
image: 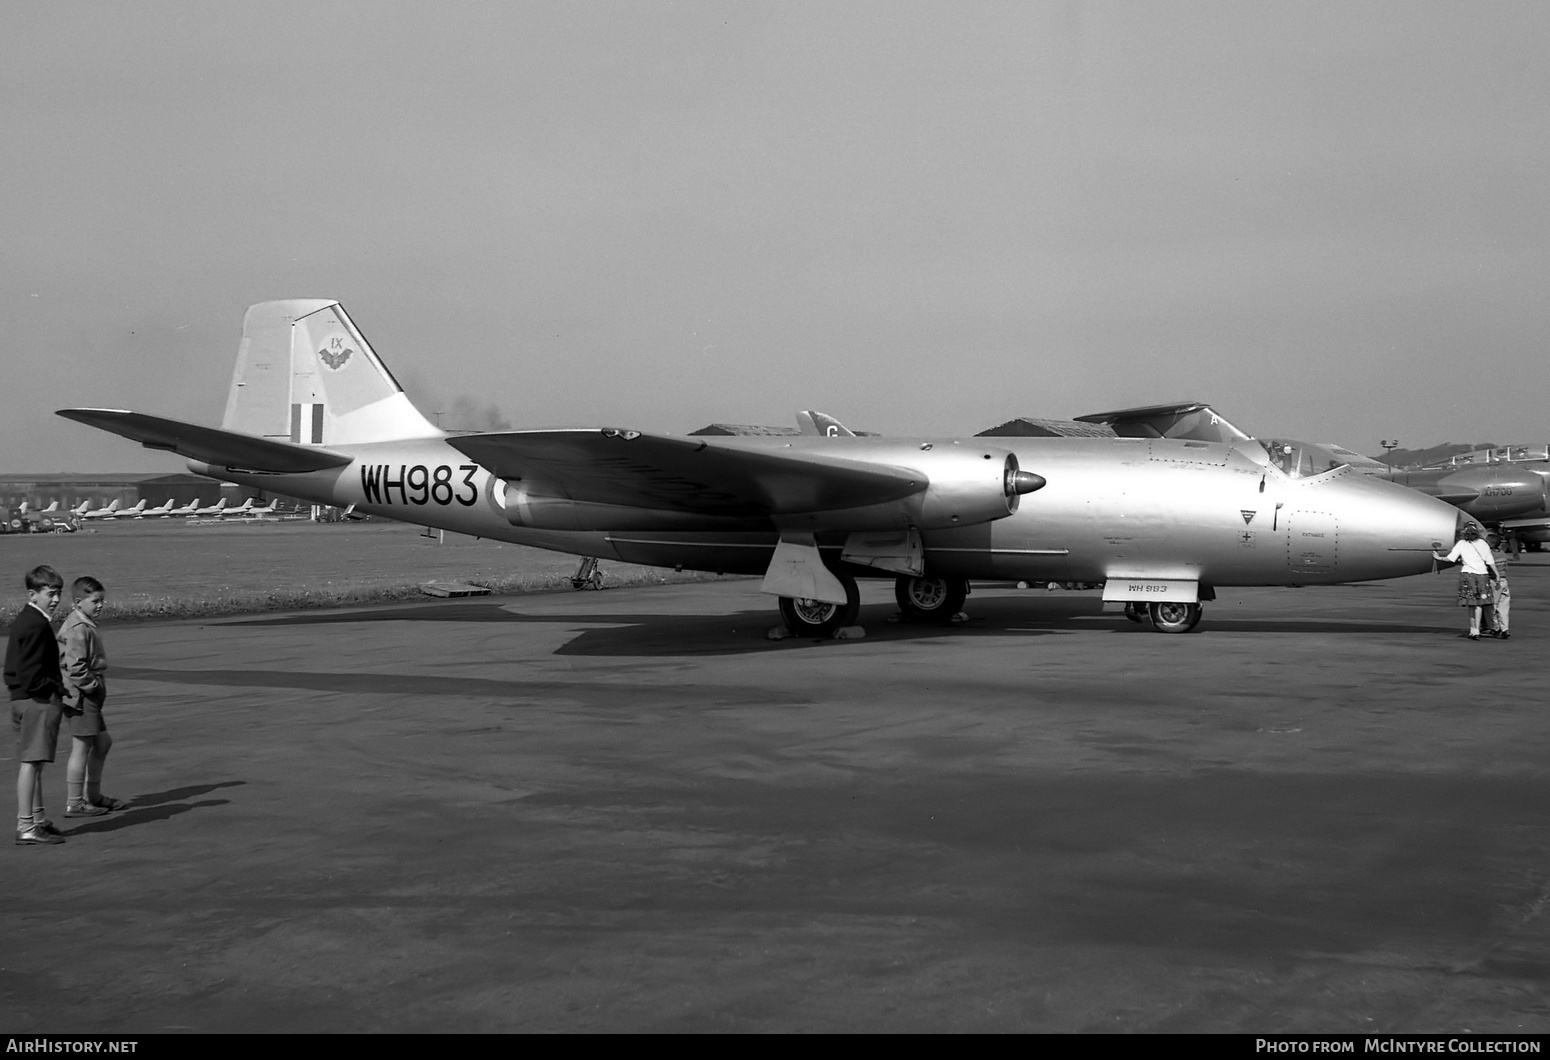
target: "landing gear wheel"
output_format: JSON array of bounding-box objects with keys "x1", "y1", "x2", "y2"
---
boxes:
[
  {"x1": 1148, "y1": 601, "x2": 1202, "y2": 634},
  {"x1": 894, "y1": 576, "x2": 968, "y2": 622},
  {"x1": 779, "y1": 574, "x2": 861, "y2": 637}
]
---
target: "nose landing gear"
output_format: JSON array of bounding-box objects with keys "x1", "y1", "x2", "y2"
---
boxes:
[{"x1": 1147, "y1": 600, "x2": 1203, "y2": 634}]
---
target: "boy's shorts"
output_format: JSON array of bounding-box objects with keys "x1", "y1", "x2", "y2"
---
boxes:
[
  {"x1": 12, "y1": 694, "x2": 63, "y2": 763},
  {"x1": 66, "y1": 692, "x2": 107, "y2": 738}
]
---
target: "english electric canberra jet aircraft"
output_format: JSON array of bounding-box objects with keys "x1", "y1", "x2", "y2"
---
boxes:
[
  {"x1": 1382, "y1": 447, "x2": 1550, "y2": 548},
  {"x1": 60, "y1": 300, "x2": 1463, "y2": 635}
]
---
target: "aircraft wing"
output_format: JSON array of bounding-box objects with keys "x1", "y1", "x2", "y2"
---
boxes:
[
  {"x1": 450, "y1": 429, "x2": 923, "y2": 515},
  {"x1": 56, "y1": 409, "x2": 353, "y2": 473}
]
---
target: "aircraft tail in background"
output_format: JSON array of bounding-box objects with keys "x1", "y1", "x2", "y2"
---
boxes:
[{"x1": 796, "y1": 411, "x2": 857, "y2": 438}]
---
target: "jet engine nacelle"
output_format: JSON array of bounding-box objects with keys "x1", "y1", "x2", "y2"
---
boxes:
[
  {"x1": 895, "y1": 445, "x2": 1043, "y2": 528},
  {"x1": 499, "y1": 445, "x2": 1044, "y2": 533}
]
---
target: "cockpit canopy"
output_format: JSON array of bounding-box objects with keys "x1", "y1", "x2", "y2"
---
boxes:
[{"x1": 1256, "y1": 439, "x2": 1387, "y2": 479}]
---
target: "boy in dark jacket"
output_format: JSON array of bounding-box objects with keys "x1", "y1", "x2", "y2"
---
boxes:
[{"x1": 4, "y1": 565, "x2": 66, "y2": 845}]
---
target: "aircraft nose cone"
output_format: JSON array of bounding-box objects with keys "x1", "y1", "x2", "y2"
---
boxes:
[
  {"x1": 1390, "y1": 482, "x2": 1464, "y2": 564},
  {"x1": 1326, "y1": 474, "x2": 1460, "y2": 580}
]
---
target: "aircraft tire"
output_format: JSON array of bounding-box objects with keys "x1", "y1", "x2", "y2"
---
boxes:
[
  {"x1": 894, "y1": 576, "x2": 967, "y2": 622},
  {"x1": 39, "y1": 518, "x2": 52, "y2": 531},
  {"x1": 1148, "y1": 600, "x2": 1202, "y2": 634},
  {"x1": 779, "y1": 574, "x2": 861, "y2": 638}
]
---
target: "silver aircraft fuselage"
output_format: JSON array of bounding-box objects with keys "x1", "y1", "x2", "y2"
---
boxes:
[{"x1": 191, "y1": 433, "x2": 1459, "y2": 589}]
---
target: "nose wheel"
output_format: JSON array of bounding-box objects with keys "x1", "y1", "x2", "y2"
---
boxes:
[{"x1": 1147, "y1": 600, "x2": 1203, "y2": 634}]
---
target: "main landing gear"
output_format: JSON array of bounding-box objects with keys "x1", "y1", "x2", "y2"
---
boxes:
[
  {"x1": 775, "y1": 573, "x2": 971, "y2": 638},
  {"x1": 777, "y1": 572, "x2": 861, "y2": 637},
  {"x1": 893, "y1": 575, "x2": 968, "y2": 623}
]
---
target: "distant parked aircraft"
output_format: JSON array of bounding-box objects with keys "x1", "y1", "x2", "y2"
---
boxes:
[{"x1": 81, "y1": 500, "x2": 122, "y2": 520}]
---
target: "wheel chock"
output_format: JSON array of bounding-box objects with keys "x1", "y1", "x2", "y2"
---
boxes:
[
  {"x1": 833, "y1": 626, "x2": 866, "y2": 640},
  {"x1": 766, "y1": 626, "x2": 794, "y2": 640},
  {"x1": 949, "y1": 611, "x2": 970, "y2": 623}
]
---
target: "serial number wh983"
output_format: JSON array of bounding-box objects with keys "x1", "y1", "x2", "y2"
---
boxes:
[{"x1": 360, "y1": 464, "x2": 480, "y2": 506}]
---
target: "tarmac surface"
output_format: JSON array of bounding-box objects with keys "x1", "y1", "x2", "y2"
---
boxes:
[{"x1": 4, "y1": 564, "x2": 1550, "y2": 1033}]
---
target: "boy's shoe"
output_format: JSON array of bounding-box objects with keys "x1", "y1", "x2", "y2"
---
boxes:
[
  {"x1": 35, "y1": 819, "x2": 63, "y2": 836},
  {"x1": 65, "y1": 801, "x2": 109, "y2": 818},
  {"x1": 15, "y1": 826, "x2": 65, "y2": 845},
  {"x1": 89, "y1": 795, "x2": 129, "y2": 811}
]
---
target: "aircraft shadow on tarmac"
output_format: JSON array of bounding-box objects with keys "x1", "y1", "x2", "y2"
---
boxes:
[
  {"x1": 59, "y1": 782, "x2": 243, "y2": 835},
  {"x1": 215, "y1": 597, "x2": 1456, "y2": 658}
]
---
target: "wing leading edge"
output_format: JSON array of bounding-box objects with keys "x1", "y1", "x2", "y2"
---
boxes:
[
  {"x1": 449, "y1": 429, "x2": 925, "y2": 516},
  {"x1": 56, "y1": 409, "x2": 353, "y2": 474}
]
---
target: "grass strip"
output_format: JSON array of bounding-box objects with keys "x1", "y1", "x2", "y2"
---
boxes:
[{"x1": 0, "y1": 568, "x2": 735, "y2": 630}]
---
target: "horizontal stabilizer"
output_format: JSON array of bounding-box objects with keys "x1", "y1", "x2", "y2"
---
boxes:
[
  {"x1": 450, "y1": 429, "x2": 923, "y2": 516},
  {"x1": 56, "y1": 409, "x2": 353, "y2": 473}
]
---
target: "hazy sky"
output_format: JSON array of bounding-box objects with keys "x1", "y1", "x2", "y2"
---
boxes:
[{"x1": 5, "y1": 1, "x2": 1547, "y2": 471}]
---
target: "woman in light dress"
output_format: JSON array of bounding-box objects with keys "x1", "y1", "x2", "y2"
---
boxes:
[{"x1": 1433, "y1": 524, "x2": 1498, "y2": 641}]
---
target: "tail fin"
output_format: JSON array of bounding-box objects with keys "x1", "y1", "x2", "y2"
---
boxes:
[
  {"x1": 796, "y1": 411, "x2": 857, "y2": 438},
  {"x1": 223, "y1": 300, "x2": 440, "y2": 446}
]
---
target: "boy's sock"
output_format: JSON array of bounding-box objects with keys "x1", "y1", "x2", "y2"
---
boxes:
[
  {"x1": 31, "y1": 804, "x2": 46, "y2": 826},
  {"x1": 67, "y1": 780, "x2": 84, "y2": 805},
  {"x1": 17, "y1": 812, "x2": 33, "y2": 832}
]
